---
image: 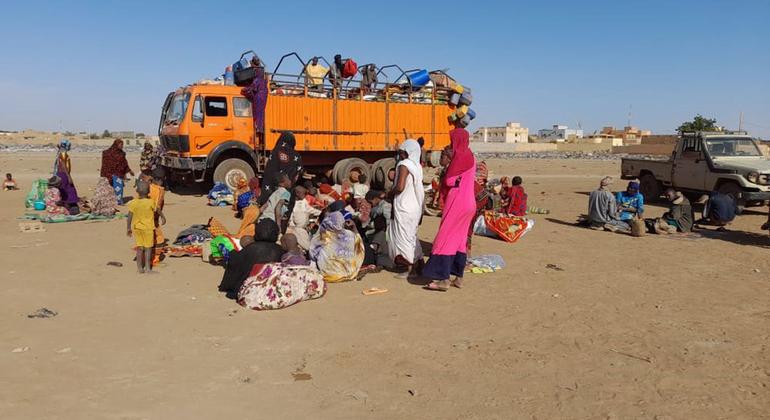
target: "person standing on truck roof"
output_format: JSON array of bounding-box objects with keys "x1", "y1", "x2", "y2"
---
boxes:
[
  {"x1": 241, "y1": 58, "x2": 268, "y2": 137},
  {"x1": 305, "y1": 57, "x2": 328, "y2": 92},
  {"x1": 588, "y1": 176, "x2": 628, "y2": 233},
  {"x1": 100, "y1": 139, "x2": 134, "y2": 205}
]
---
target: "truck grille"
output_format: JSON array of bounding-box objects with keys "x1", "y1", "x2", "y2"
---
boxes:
[{"x1": 160, "y1": 135, "x2": 190, "y2": 153}]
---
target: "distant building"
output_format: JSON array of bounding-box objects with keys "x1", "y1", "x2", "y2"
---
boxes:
[
  {"x1": 537, "y1": 124, "x2": 584, "y2": 142},
  {"x1": 112, "y1": 131, "x2": 135, "y2": 139},
  {"x1": 599, "y1": 126, "x2": 651, "y2": 145},
  {"x1": 471, "y1": 122, "x2": 529, "y2": 143}
]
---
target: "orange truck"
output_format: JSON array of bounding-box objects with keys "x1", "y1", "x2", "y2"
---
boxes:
[{"x1": 158, "y1": 52, "x2": 462, "y2": 190}]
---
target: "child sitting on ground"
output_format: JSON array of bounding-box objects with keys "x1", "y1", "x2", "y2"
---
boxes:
[
  {"x1": 504, "y1": 176, "x2": 528, "y2": 216},
  {"x1": 259, "y1": 173, "x2": 292, "y2": 226},
  {"x1": 127, "y1": 181, "x2": 166, "y2": 274},
  {"x1": 281, "y1": 233, "x2": 309, "y2": 266},
  {"x1": 350, "y1": 172, "x2": 369, "y2": 200},
  {"x1": 3, "y1": 173, "x2": 18, "y2": 191}
]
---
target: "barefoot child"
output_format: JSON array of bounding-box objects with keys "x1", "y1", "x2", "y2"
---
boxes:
[{"x1": 127, "y1": 181, "x2": 166, "y2": 273}]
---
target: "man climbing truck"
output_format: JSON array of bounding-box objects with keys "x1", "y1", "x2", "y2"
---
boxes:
[{"x1": 159, "y1": 52, "x2": 462, "y2": 190}]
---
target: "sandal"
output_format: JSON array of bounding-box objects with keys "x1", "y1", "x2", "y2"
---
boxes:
[
  {"x1": 424, "y1": 280, "x2": 450, "y2": 292},
  {"x1": 451, "y1": 277, "x2": 464, "y2": 289}
]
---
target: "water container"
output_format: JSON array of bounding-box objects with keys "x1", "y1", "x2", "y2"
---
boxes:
[
  {"x1": 407, "y1": 70, "x2": 430, "y2": 88},
  {"x1": 456, "y1": 105, "x2": 469, "y2": 118},
  {"x1": 466, "y1": 108, "x2": 476, "y2": 120},
  {"x1": 449, "y1": 93, "x2": 461, "y2": 106},
  {"x1": 453, "y1": 84, "x2": 464, "y2": 94},
  {"x1": 459, "y1": 88, "x2": 473, "y2": 106},
  {"x1": 34, "y1": 201, "x2": 45, "y2": 211},
  {"x1": 459, "y1": 115, "x2": 471, "y2": 127}
]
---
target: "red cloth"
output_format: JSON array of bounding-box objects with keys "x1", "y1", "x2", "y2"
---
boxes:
[
  {"x1": 446, "y1": 128, "x2": 474, "y2": 179},
  {"x1": 100, "y1": 141, "x2": 132, "y2": 180},
  {"x1": 505, "y1": 185, "x2": 528, "y2": 216}
]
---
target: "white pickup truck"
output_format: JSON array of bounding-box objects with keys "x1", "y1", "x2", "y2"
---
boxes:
[{"x1": 621, "y1": 131, "x2": 770, "y2": 207}]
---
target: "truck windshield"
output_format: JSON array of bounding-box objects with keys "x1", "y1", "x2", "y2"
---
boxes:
[
  {"x1": 163, "y1": 93, "x2": 190, "y2": 125},
  {"x1": 705, "y1": 137, "x2": 761, "y2": 157}
]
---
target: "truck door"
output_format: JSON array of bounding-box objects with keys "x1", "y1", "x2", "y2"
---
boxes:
[
  {"x1": 232, "y1": 96, "x2": 256, "y2": 150},
  {"x1": 190, "y1": 95, "x2": 231, "y2": 156},
  {"x1": 672, "y1": 137, "x2": 708, "y2": 191}
]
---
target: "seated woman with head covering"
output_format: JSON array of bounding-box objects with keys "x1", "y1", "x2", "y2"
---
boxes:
[
  {"x1": 45, "y1": 176, "x2": 70, "y2": 216},
  {"x1": 310, "y1": 211, "x2": 365, "y2": 283},
  {"x1": 90, "y1": 177, "x2": 119, "y2": 217},
  {"x1": 218, "y1": 219, "x2": 284, "y2": 298}
]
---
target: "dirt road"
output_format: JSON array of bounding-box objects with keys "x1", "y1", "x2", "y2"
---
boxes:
[{"x1": 1, "y1": 153, "x2": 768, "y2": 419}]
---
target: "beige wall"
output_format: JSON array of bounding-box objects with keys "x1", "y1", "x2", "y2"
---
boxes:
[
  {"x1": 557, "y1": 143, "x2": 613, "y2": 152},
  {"x1": 612, "y1": 144, "x2": 675, "y2": 155},
  {"x1": 471, "y1": 143, "x2": 557, "y2": 153}
]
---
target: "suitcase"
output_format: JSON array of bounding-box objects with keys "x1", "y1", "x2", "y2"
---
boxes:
[
  {"x1": 459, "y1": 88, "x2": 473, "y2": 106},
  {"x1": 233, "y1": 50, "x2": 261, "y2": 87}
]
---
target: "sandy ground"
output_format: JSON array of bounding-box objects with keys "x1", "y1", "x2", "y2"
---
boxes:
[{"x1": 0, "y1": 153, "x2": 768, "y2": 420}]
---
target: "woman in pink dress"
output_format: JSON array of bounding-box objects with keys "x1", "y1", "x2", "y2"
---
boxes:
[{"x1": 423, "y1": 128, "x2": 477, "y2": 291}]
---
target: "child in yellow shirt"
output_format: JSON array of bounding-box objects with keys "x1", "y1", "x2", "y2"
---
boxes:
[{"x1": 127, "y1": 181, "x2": 165, "y2": 273}]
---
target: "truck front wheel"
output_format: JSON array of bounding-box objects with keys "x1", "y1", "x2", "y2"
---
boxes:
[
  {"x1": 717, "y1": 182, "x2": 745, "y2": 214},
  {"x1": 640, "y1": 174, "x2": 661, "y2": 202},
  {"x1": 213, "y1": 158, "x2": 255, "y2": 190}
]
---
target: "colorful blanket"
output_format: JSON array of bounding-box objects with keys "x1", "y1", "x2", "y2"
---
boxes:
[
  {"x1": 473, "y1": 211, "x2": 534, "y2": 243},
  {"x1": 238, "y1": 263, "x2": 326, "y2": 311},
  {"x1": 21, "y1": 213, "x2": 124, "y2": 223}
]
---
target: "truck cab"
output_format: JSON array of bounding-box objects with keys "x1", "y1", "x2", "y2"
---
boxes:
[
  {"x1": 159, "y1": 85, "x2": 260, "y2": 188},
  {"x1": 621, "y1": 131, "x2": 770, "y2": 207}
]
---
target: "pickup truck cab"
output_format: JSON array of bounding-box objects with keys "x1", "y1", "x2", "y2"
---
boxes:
[{"x1": 621, "y1": 131, "x2": 770, "y2": 207}]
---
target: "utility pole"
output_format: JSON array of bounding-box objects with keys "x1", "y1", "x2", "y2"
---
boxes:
[
  {"x1": 739, "y1": 112, "x2": 743, "y2": 132},
  {"x1": 627, "y1": 104, "x2": 632, "y2": 128}
]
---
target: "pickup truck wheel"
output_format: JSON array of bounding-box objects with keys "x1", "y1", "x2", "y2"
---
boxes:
[
  {"x1": 717, "y1": 182, "x2": 745, "y2": 214},
  {"x1": 213, "y1": 158, "x2": 255, "y2": 191},
  {"x1": 640, "y1": 174, "x2": 661, "y2": 202}
]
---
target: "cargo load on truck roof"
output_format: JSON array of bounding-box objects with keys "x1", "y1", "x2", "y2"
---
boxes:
[{"x1": 159, "y1": 51, "x2": 476, "y2": 190}]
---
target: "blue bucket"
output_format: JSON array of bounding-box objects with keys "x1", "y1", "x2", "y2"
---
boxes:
[
  {"x1": 34, "y1": 200, "x2": 45, "y2": 211},
  {"x1": 466, "y1": 108, "x2": 476, "y2": 120},
  {"x1": 408, "y1": 70, "x2": 430, "y2": 88}
]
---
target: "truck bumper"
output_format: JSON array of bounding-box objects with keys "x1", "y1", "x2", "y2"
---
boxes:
[
  {"x1": 743, "y1": 191, "x2": 770, "y2": 201},
  {"x1": 162, "y1": 156, "x2": 206, "y2": 171}
]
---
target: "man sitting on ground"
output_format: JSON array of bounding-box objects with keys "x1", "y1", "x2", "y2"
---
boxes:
[
  {"x1": 654, "y1": 189, "x2": 694, "y2": 234},
  {"x1": 616, "y1": 181, "x2": 644, "y2": 224},
  {"x1": 588, "y1": 176, "x2": 628, "y2": 232},
  {"x1": 695, "y1": 191, "x2": 737, "y2": 231}
]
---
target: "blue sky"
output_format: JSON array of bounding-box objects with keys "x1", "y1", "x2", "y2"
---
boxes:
[{"x1": 0, "y1": 0, "x2": 768, "y2": 138}]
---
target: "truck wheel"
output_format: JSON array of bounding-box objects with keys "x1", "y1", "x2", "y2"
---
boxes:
[
  {"x1": 333, "y1": 158, "x2": 371, "y2": 185},
  {"x1": 371, "y1": 158, "x2": 396, "y2": 190},
  {"x1": 717, "y1": 182, "x2": 745, "y2": 214},
  {"x1": 640, "y1": 174, "x2": 661, "y2": 202},
  {"x1": 213, "y1": 158, "x2": 254, "y2": 191}
]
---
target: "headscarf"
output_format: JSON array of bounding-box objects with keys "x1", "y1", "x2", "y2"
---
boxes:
[
  {"x1": 91, "y1": 177, "x2": 118, "y2": 216},
  {"x1": 100, "y1": 139, "x2": 131, "y2": 180},
  {"x1": 54, "y1": 139, "x2": 72, "y2": 175},
  {"x1": 446, "y1": 128, "x2": 474, "y2": 178},
  {"x1": 140, "y1": 142, "x2": 155, "y2": 173},
  {"x1": 254, "y1": 219, "x2": 280, "y2": 243},
  {"x1": 248, "y1": 177, "x2": 260, "y2": 194},
  {"x1": 599, "y1": 176, "x2": 613, "y2": 191},
  {"x1": 310, "y1": 211, "x2": 364, "y2": 282},
  {"x1": 627, "y1": 181, "x2": 640, "y2": 192},
  {"x1": 262, "y1": 131, "x2": 302, "y2": 192},
  {"x1": 395, "y1": 139, "x2": 422, "y2": 186}
]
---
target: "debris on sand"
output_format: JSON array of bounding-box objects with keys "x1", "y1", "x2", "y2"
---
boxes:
[
  {"x1": 106, "y1": 261, "x2": 123, "y2": 267},
  {"x1": 27, "y1": 308, "x2": 58, "y2": 318},
  {"x1": 11, "y1": 346, "x2": 30, "y2": 353},
  {"x1": 545, "y1": 264, "x2": 565, "y2": 272}
]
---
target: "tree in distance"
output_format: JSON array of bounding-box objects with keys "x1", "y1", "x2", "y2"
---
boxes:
[{"x1": 678, "y1": 114, "x2": 720, "y2": 133}]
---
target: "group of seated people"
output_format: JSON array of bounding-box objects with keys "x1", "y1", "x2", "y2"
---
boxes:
[
  {"x1": 588, "y1": 176, "x2": 741, "y2": 235},
  {"x1": 217, "y1": 169, "x2": 395, "y2": 299}
]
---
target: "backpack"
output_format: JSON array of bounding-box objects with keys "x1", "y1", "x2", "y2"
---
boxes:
[{"x1": 342, "y1": 58, "x2": 358, "y2": 78}]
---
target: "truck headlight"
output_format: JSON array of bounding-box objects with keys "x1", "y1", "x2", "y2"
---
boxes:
[{"x1": 747, "y1": 172, "x2": 759, "y2": 183}]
